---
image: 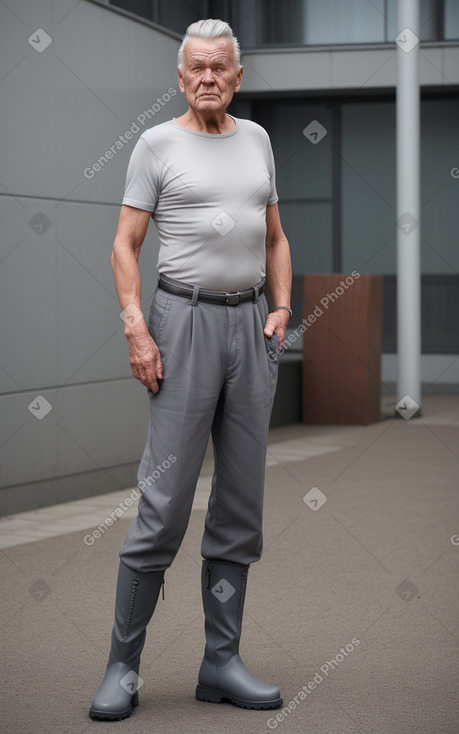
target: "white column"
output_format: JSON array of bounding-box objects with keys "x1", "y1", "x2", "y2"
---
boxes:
[{"x1": 395, "y1": 0, "x2": 421, "y2": 412}]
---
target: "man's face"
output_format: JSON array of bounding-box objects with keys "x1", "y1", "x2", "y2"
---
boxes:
[{"x1": 178, "y1": 37, "x2": 243, "y2": 115}]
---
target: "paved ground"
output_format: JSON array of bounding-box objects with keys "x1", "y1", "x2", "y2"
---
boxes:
[{"x1": 1, "y1": 395, "x2": 459, "y2": 734}]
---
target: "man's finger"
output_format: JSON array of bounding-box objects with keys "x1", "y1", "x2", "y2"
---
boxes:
[
  {"x1": 263, "y1": 315, "x2": 276, "y2": 337},
  {"x1": 142, "y1": 365, "x2": 159, "y2": 393},
  {"x1": 149, "y1": 371, "x2": 160, "y2": 393},
  {"x1": 149, "y1": 378, "x2": 160, "y2": 394},
  {"x1": 155, "y1": 352, "x2": 163, "y2": 380}
]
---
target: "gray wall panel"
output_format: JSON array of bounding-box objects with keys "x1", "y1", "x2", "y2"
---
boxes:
[
  {"x1": 0, "y1": 0, "x2": 185, "y2": 202},
  {"x1": 241, "y1": 46, "x2": 459, "y2": 93},
  {"x1": 0, "y1": 378, "x2": 149, "y2": 488},
  {"x1": 444, "y1": 47, "x2": 459, "y2": 80},
  {"x1": 329, "y1": 49, "x2": 395, "y2": 89},
  {"x1": 242, "y1": 50, "x2": 333, "y2": 92},
  {"x1": 0, "y1": 197, "x2": 159, "y2": 392},
  {"x1": 0, "y1": 199, "x2": 58, "y2": 391},
  {"x1": 0, "y1": 0, "x2": 180, "y2": 512},
  {"x1": 418, "y1": 48, "x2": 445, "y2": 86}
]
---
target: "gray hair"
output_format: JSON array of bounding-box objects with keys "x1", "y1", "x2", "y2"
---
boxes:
[{"x1": 178, "y1": 18, "x2": 241, "y2": 70}]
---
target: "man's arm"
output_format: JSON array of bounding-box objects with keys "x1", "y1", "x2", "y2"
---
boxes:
[
  {"x1": 111, "y1": 204, "x2": 163, "y2": 393},
  {"x1": 264, "y1": 203, "x2": 292, "y2": 348}
]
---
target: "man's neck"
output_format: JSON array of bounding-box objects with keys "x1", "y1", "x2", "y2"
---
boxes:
[{"x1": 175, "y1": 109, "x2": 235, "y2": 134}]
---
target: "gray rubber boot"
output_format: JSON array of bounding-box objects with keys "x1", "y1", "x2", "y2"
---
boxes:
[
  {"x1": 196, "y1": 559, "x2": 283, "y2": 710},
  {"x1": 89, "y1": 560, "x2": 165, "y2": 720}
]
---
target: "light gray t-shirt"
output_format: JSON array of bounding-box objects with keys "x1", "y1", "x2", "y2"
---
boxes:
[{"x1": 122, "y1": 116, "x2": 278, "y2": 290}]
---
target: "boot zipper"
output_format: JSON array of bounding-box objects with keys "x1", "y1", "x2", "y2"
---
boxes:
[
  {"x1": 237, "y1": 571, "x2": 247, "y2": 636},
  {"x1": 206, "y1": 565, "x2": 211, "y2": 589},
  {"x1": 161, "y1": 576, "x2": 165, "y2": 600},
  {"x1": 122, "y1": 577, "x2": 139, "y2": 639}
]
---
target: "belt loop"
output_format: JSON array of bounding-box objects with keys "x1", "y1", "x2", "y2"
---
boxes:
[
  {"x1": 191, "y1": 286, "x2": 199, "y2": 306},
  {"x1": 253, "y1": 283, "x2": 260, "y2": 302}
]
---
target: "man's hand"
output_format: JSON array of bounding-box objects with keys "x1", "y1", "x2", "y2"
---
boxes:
[
  {"x1": 127, "y1": 333, "x2": 163, "y2": 394},
  {"x1": 263, "y1": 308, "x2": 290, "y2": 349}
]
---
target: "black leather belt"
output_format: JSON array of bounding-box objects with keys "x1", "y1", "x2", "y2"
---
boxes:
[{"x1": 158, "y1": 275, "x2": 264, "y2": 305}]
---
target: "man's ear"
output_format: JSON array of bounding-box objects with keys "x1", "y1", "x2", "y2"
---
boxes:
[
  {"x1": 177, "y1": 67, "x2": 185, "y2": 93},
  {"x1": 234, "y1": 65, "x2": 243, "y2": 93}
]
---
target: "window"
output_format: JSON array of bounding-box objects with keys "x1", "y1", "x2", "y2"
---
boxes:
[
  {"x1": 255, "y1": 101, "x2": 335, "y2": 275},
  {"x1": 445, "y1": 0, "x2": 459, "y2": 39},
  {"x1": 109, "y1": 0, "x2": 456, "y2": 46},
  {"x1": 109, "y1": 0, "x2": 208, "y2": 35},
  {"x1": 235, "y1": 0, "x2": 442, "y2": 46},
  {"x1": 255, "y1": 94, "x2": 459, "y2": 353}
]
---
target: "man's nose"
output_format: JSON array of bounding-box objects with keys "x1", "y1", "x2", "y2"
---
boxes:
[{"x1": 201, "y1": 68, "x2": 215, "y2": 84}]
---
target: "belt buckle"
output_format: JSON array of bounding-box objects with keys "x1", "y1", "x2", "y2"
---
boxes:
[{"x1": 225, "y1": 291, "x2": 240, "y2": 305}]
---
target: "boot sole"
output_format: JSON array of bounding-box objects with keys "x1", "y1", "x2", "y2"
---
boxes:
[
  {"x1": 196, "y1": 685, "x2": 283, "y2": 710},
  {"x1": 89, "y1": 692, "x2": 139, "y2": 720}
]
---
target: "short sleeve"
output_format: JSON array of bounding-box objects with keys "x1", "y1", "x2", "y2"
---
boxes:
[
  {"x1": 266, "y1": 134, "x2": 278, "y2": 207},
  {"x1": 122, "y1": 136, "x2": 160, "y2": 212}
]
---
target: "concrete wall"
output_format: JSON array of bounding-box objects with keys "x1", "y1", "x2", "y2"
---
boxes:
[
  {"x1": 0, "y1": 0, "x2": 185, "y2": 515},
  {"x1": 240, "y1": 44, "x2": 459, "y2": 93}
]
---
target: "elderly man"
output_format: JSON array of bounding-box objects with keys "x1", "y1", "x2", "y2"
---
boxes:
[{"x1": 90, "y1": 18, "x2": 292, "y2": 720}]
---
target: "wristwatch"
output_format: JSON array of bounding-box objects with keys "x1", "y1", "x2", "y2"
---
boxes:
[{"x1": 272, "y1": 305, "x2": 293, "y2": 318}]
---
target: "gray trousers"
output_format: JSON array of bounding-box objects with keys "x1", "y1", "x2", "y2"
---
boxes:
[{"x1": 119, "y1": 279, "x2": 279, "y2": 573}]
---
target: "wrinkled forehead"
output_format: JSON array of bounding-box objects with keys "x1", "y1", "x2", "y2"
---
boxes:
[{"x1": 182, "y1": 37, "x2": 236, "y2": 66}]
